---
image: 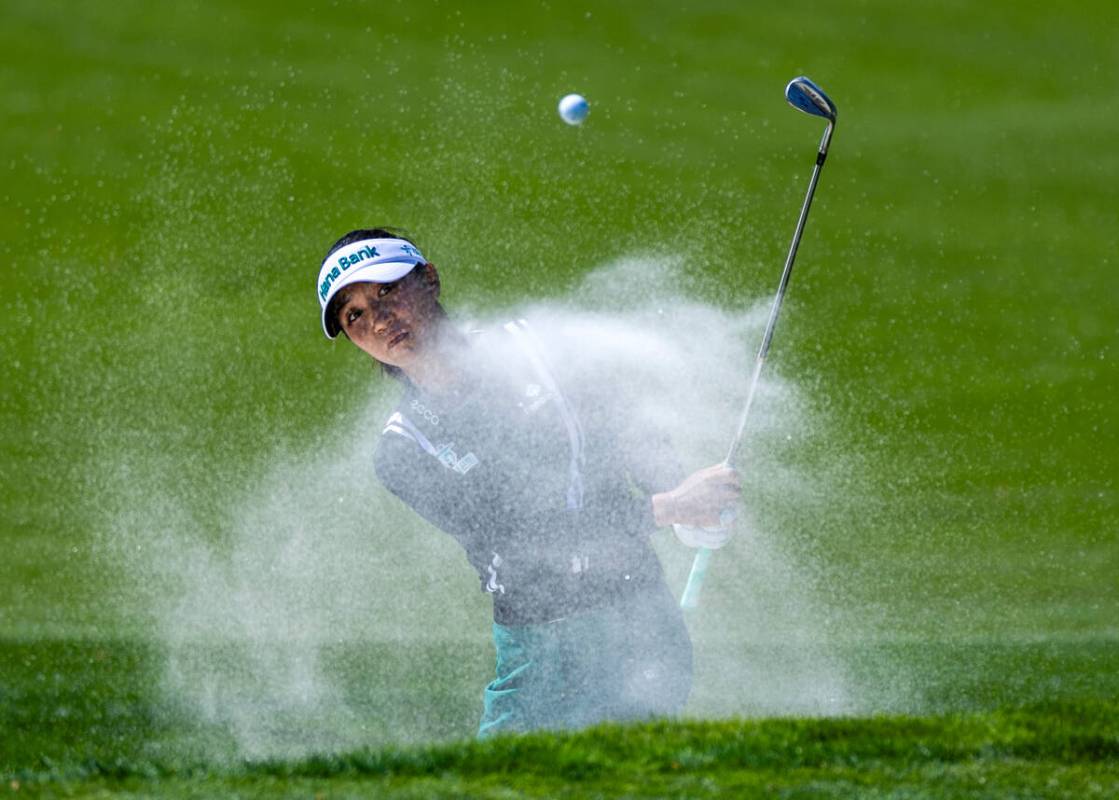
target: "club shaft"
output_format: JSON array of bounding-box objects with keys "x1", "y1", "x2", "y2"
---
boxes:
[
  {"x1": 680, "y1": 124, "x2": 833, "y2": 610},
  {"x1": 726, "y1": 132, "x2": 829, "y2": 466},
  {"x1": 724, "y1": 355, "x2": 766, "y2": 466}
]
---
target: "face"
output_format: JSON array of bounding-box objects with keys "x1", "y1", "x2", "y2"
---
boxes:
[{"x1": 333, "y1": 263, "x2": 442, "y2": 369}]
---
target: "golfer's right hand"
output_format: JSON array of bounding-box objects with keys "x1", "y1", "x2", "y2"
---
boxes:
[{"x1": 652, "y1": 462, "x2": 741, "y2": 529}]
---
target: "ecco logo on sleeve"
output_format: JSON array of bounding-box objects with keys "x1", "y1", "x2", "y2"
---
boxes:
[{"x1": 410, "y1": 399, "x2": 440, "y2": 426}]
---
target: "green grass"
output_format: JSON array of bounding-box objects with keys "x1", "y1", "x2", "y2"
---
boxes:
[
  {"x1": 4, "y1": 638, "x2": 1118, "y2": 795},
  {"x1": 7, "y1": 700, "x2": 1119, "y2": 798},
  {"x1": 2, "y1": 0, "x2": 1117, "y2": 795}
]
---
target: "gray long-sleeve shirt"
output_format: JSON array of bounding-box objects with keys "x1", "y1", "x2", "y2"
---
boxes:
[{"x1": 373, "y1": 321, "x2": 683, "y2": 625}]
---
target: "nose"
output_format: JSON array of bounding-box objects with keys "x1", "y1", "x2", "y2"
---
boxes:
[{"x1": 371, "y1": 304, "x2": 395, "y2": 335}]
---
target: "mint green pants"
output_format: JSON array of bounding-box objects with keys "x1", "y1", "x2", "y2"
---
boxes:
[{"x1": 478, "y1": 583, "x2": 692, "y2": 737}]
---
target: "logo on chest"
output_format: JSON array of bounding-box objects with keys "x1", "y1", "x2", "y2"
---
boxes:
[
  {"x1": 435, "y1": 442, "x2": 480, "y2": 475},
  {"x1": 518, "y1": 382, "x2": 555, "y2": 415}
]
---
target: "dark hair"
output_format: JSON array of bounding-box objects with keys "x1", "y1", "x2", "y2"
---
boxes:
[
  {"x1": 324, "y1": 227, "x2": 436, "y2": 384},
  {"x1": 324, "y1": 227, "x2": 420, "y2": 262}
]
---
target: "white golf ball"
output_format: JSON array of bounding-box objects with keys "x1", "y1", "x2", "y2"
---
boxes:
[{"x1": 558, "y1": 93, "x2": 589, "y2": 125}]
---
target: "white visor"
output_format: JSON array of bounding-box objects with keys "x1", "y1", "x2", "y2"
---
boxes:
[{"x1": 317, "y1": 238, "x2": 426, "y2": 338}]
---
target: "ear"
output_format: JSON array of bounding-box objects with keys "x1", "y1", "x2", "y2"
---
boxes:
[{"x1": 420, "y1": 262, "x2": 441, "y2": 298}]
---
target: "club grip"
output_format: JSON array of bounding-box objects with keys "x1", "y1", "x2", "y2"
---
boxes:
[{"x1": 679, "y1": 547, "x2": 712, "y2": 608}]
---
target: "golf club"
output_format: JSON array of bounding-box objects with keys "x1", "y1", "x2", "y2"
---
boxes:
[{"x1": 680, "y1": 76, "x2": 837, "y2": 610}]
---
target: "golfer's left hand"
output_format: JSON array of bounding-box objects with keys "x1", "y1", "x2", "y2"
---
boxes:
[{"x1": 652, "y1": 462, "x2": 741, "y2": 529}]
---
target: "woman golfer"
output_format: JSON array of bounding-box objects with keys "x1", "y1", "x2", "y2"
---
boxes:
[{"x1": 317, "y1": 229, "x2": 740, "y2": 736}]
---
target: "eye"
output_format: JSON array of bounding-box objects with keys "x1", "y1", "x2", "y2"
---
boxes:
[
  {"x1": 346, "y1": 308, "x2": 362, "y2": 324},
  {"x1": 377, "y1": 282, "x2": 397, "y2": 298}
]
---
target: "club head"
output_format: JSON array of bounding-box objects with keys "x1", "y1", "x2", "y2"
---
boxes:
[{"x1": 785, "y1": 76, "x2": 837, "y2": 122}]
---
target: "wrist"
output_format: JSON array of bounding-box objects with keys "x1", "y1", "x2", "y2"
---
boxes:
[{"x1": 651, "y1": 492, "x2": 677, "y2": 527}]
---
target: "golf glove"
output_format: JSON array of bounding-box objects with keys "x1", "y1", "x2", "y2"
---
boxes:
[{"x1": 673, "y1": 522, "x2": 733, "y2": 550}]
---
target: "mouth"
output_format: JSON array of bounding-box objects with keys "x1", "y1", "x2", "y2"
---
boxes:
[{"x1": 387, "y1": 330, "x2": 410, "y2": 350}]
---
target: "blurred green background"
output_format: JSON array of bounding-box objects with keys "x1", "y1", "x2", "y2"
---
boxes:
[{"x1": 1, "y1": 0, "x2": 1116, "y2": 775}]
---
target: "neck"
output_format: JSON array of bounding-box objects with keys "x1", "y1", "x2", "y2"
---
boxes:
[{"x1": 402, "y1": 319, "x2": 470, "y2": 396}]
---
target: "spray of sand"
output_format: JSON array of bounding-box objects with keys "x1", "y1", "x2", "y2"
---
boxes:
[{"x1": 105, "y1": 253, "x2": 855, "y2": 758}]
